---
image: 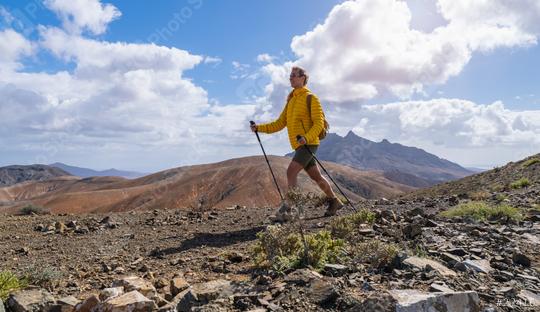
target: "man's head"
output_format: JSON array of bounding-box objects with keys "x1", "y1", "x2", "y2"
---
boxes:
[{"x1": 290, "y1": 66, "x2": 308, "y2": 88}]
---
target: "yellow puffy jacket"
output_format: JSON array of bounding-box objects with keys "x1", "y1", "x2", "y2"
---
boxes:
[{"x1": 257, "y1": 87, "x2": 324, "y2": 150}]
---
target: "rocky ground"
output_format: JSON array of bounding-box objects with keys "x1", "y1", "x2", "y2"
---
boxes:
[{"x1": 1, "y1": 186, "x2": 539, "y2": 311}]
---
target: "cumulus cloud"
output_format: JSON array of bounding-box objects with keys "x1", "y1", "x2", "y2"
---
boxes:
[
  {"x1": 0, "y1": 1, "x2": 256, "y2": 169},
  {"x1": 260, "y1": 0, "x2": 540, "y2": 104},
  {"x1": 3, "y1": 27, "x2": 213, "y2": 141},
  {"x1": 351, "y1": 99, "x2": 540, "y2": 147},
  {"x1": 0, "y1": 29, "x2": 35, "y2": 70},
  {"x1": 340, "y1": 98, "x2": 540, "y2": 167},
  {"x1": 44, "y1": 0, "x2": 121, "y2": 35}
]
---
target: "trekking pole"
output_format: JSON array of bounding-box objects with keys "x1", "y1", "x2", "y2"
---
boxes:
[
  {"x1": 251, "y1": 121, "x2": 284, "y2": 201},
  {"x1": 296, "y1": 135, "x2": 358, "y2": 212}
]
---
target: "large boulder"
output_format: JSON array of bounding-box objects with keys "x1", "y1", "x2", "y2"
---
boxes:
[
  {"x1": 101, "y1": 290, "x2": 157, "y2": 312},
  {"x1": 389, "y1": 289, "x2": 480, "y2": 312},
  {"x1": 6, "y1": 289, "x2": 56, "y2": 312}
]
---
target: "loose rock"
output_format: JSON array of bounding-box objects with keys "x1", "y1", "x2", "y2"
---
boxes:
[{"x1": 7, "y1": 289, "x2": 56, "y2": 312}]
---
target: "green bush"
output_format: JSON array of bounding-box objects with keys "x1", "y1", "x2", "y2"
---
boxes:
[
  {"x1": 22, "y1": 265, "x2": 63, "y2": 290},
  {"x1": 523, "y1": 158, "x2": 540, "y2": 167},
  {"x1": 19, "y1": 205, "x2": 50, "y2": 215},
  {"x1": 252, "y1": 225, "x2": 345, "y2": 273},
  {"x1": 329, "y1": 209, "x2": 376, "y2": 239},
  {"x1": 0, "y1": 271, "x2": 26, "y2": 300},
  {"x1": 510, "y1": 178, "x2": 530, "y2": 189},
  {"x1": 440, "y1": 201, "x2": 523, "y2": 221},
  {"x1": 346, "y1": 240, "x2": 399, "y2": 270}
]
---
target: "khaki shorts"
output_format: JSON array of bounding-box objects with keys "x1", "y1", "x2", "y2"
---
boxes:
[{"x1": 292, "y1": 145, "x2": 318, "y2": 170}]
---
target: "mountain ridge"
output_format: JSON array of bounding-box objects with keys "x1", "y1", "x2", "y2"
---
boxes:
[
  {"x1": 287, "y1": 131, "x2": 473, "y2": 186},
  {"x1": 50, "y1": 162, "x2": 146, "y2": 179},
  {"x1": 0, "y1": 155, "x2": 414, "y2": 214},
  {"x1": 0, "y1": 164, "x2": 71, "y2": 187}
]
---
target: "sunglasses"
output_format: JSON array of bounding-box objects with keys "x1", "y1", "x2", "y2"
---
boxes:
[{"x1": 289, "y1": 73, "x2": 304, "y2": 78}]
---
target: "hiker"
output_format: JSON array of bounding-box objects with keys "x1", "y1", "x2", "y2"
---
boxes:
[{"x1": 250, "y1": 66, "x2": 343, "y2": 219}]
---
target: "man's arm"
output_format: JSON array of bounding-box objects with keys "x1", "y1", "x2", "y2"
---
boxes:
[
  {"x1": 257, "y1": 103, "x2": 288, "y2": 133},
  {"x1": 304, "y1": 94, "x2": 324, "y2": 142}
]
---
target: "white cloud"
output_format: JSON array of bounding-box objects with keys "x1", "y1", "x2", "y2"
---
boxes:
[
  {"x1": 260, "y1": 0, "x2": 540, "y2": 104},
  {"x1": 336, "y1": 98, "x2": 540, "y2": 166},
  {"x1": 0, "y1": 22, "x2": 259, "y2": 170},
  {"x1": 203, "y1": 56, "x2": 222, "y2": 65},
  {"x1": 44, "y1": 0, "x2": 121, "y2": 35},
  {"x1": 256, "y1": 53, "x2": 275, "y2": 63},
  {"x1": 40, "y1": 27, "x2": 202, "y2": 75},
  {"x1": 0, "y1": 29, "x2": 35, "y2": 70}
]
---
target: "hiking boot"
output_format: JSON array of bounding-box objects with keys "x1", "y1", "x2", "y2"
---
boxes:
[{"x1": 324, "y1": 197, "x2": 344, "y2": 217}]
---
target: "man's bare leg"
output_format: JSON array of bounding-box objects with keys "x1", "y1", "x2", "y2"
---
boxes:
[
  {"x1": 287, "y1": 160, "x2": 305, "y2": 191},
  {"x1": 305, "y1": 164, "x2": 336, "y2": 198}
]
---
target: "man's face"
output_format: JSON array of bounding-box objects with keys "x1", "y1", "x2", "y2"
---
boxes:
[{"x1": 289, "y1": 70, "x2": 304, "y2": 88}]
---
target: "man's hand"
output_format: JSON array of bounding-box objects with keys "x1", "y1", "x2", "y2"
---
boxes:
[{"x1": 297, "y1": 135, "x2": 307, "y2": 145}]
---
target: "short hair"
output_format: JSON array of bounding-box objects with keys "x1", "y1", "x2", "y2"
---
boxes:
[{"x1": 292, "y1": 66, "x2": 309, "y2": 86}]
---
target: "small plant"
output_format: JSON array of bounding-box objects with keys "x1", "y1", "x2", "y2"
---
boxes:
[
  {"x1": 510, "y1": 178, "x2": 530, "y2": 189},
  {"x1": 285, "y1": 189, "x2": 329, "y2": 207},
  {"x1": 491, "y1": 183, "x2": 505, "y2": 192},
  {"x1": 346, "y1": 240, "x2": 399, "y2": 270},
  {"x1": 0, "y1": 271, "x2": 26, "y2": 300},
  {"x1": 19, "y1": 205, "x2": 50, "y2": 215},
  {"x1": 22, "y1": 265, "x2": 63, "y2": 290},
  {"x1": 413, "y1": 244, "x2": 428, "y2": 258},
  {"x1": 523, "y1": 158, "x2": 540, "y2": 167},
  {"x1": 469, "y1": 191, "x2": 490, "y2": 201},
  {"x1": 252, "y1": 225, "x2": 345, "y2": 273},
  {"x1": 440, "y1": 201, "x2": 523, "y2": 222},
  {"x1": 495, "y1": 193, "x2": 508, "y2": 202},
  {"x1": 329, "y1": 209, "x2": 376, "y2": 239}
]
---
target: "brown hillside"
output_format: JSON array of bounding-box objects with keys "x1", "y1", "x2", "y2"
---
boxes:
[
  {"x1": 405, "y1": 153, "x2": 540, "y2": 199},
  {"x1": 0, "y1": 156, "x2": 414, "y2": 214}
]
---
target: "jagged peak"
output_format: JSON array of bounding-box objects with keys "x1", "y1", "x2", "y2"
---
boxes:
[{"x1": 345, "y1": 130, "x2": 357, "y2": 138}]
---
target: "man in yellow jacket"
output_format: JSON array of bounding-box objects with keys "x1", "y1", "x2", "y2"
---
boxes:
[{"x1": 251, "y1": 66, "x2": 343, "y2": 219}]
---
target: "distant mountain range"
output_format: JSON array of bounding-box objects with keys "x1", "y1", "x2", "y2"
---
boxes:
[
  {"x1": 287, "y1": 131, "x2": 473, "y2": 187},
  {"x1": 50, "y1": 162, "x2": 146, "y2": 179},
  {"x1": 0, "y1": 165, "x2": 71, "y2": 187},
  {"x1": 0, "y1": 156, "x2": 413, "y2": 214}
]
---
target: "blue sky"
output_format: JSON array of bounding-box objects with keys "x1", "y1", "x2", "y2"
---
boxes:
[{"x1": 1, "y1": 0, "x2": 540, "y2": 171}]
